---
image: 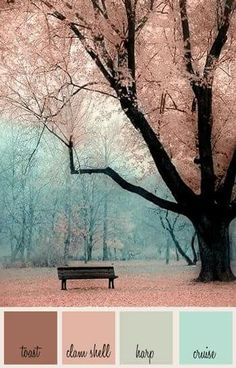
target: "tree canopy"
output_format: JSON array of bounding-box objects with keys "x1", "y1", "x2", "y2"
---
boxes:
[{"x1": 0, "y1": 0, "x2": 235, "y2": 281}]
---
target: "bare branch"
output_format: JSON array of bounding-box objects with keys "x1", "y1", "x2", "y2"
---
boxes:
[{"x1": 24, "y1": 125, "x2": 46, "y2": 175}]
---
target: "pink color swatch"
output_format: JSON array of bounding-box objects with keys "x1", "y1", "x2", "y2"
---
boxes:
[{"x1": 62, "y1": 312, "x2": 115, "y2": 365}]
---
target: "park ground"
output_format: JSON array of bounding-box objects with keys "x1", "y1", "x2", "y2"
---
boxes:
[{"x1": 0, "y1": 261, "x2": 235, "y2": 307}]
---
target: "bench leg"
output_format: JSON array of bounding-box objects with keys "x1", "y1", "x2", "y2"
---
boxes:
[
  {"x1": 108, "y1": 279, "x2": 114, "y2": 289},
  {"x1": 61, "y1": 280, "x2": 67, "y2": 290}
]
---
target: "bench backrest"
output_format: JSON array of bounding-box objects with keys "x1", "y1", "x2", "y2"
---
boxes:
[{"x1": 57, "y1": 266, "x2": 116, "y2": 280}]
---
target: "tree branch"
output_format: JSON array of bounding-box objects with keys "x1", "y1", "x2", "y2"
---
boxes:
[
  {"x1": 193, "y1": 1, "x2": 235, "y2": 200},
  {"x1": 39, "y1": 1, "x2": 116, "y2": 87},
  {"x1": 70, "y1": 23, "x2": 116, "y2": 88},
  {"x1": 91, "y1": 0, "x2": 107, "y2": 18},
  {"x1": 24, "y1": 125, "x2": 46, "y2": 175},
  {"x1": 179, "y1": 0, "x2": 196, "y2": 77},
  {"x1": 88, "y1": 168, "x2": 184, "y2": 214},
  {"x1": 118, "y1": 97, "x2": 197, "y2": 206},
  {"x1": 89, "y1": 1, "x2": 115, "y2": 76},
  {"x1": 79, "y1": 167, "x2": 183, "y2": 213},
  {"x1": 136, "y1": 0, "x2": 155, "y2": 32},
  {"x1": 125, "y1": 0, "x2": 136, "y2": 81},
  {"x1": 178, "y1": 0, "x2": 235, "y2": 202},
  {"x1": 229, "y1": 201, "x2": 236, "y2": 221},
  {"x1": 89, "y1": 0, "x2": 122, "y2": 36},
  {"x1": 217, "y1": 149, "x2": 236, "y2": 204},
  {"x1": 204, "y1": 0, "x2": 235, "y2": 83},
  {"x1": 68, "y1": 140, "x2": 183, "y2": 214}
]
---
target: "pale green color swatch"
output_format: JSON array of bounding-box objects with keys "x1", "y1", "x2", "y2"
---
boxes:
[
  {"x1": 120, "y1": 311, "x2": 173, "y2": 365},
  {"x1": 179, "y1": 311, "x2": 232, "y2": 365}
]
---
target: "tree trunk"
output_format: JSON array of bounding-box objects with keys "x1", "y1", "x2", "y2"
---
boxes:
[
  {"x1": 87, "y1": 244, "x2": 92, "y2": 261},
  {"x1": 175, "y1": 247, "x2": 180, "y2": 261},
  {"x1": 26, "y1": 234, "x2": 33, "y2": 263},
  {"x1": 194, "y1": 216, "x2": 235, "y2": 282},
  {"x1": 20, "y1": 246, "x2": 25, "y2": 265},
  {"x1": 102, "y1": 196, "x2": 109, "y2": 261},
  {"x1": 64, "y1": 167, "x2": 72, "y2": 266},
  {"x1": 165, "y1": 241, "x2": 170, "y2": 264},
  {"x1": 83, "y1": 237, "x2": 88, "y2": 264},
  {"x1": 64, "y1": 237, "x2": 70, "y2": 266},
  {"x1": 87, "y1": 233, "x2": 93, "y2": 261},
  {"x1": 26, "y1": 213, "x2": 34, "y2": 263}
]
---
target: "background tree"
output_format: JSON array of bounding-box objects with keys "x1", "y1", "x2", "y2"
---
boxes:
[{"x1": 158, "y1": 210, "x2": 197, "y2": 265}]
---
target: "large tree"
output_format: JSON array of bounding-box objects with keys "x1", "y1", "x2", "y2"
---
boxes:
[{"x1": 2, "y1": 0, "x2": 236, "y2": 281}]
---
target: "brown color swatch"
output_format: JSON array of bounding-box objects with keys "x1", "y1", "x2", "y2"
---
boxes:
[{"x1": 4, "y1": 311, "x2": 57, "y2": 365}]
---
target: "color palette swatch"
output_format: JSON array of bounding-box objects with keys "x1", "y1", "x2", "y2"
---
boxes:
[
  {"x1": 62, "y1": 312, "x2": 115, "y2": 365},
  {"x1": 1, "y1": 309, "x2": 235, "y2": 366},
  {"x1": 179, "y1": 311, "x2": 233, "y2": 365},
  {"x1": 4, "y1": 311, "x2": 57, "y2": 365},
  {"x1": 120, "y1": 311, "x2": 173, "y2": 365}
]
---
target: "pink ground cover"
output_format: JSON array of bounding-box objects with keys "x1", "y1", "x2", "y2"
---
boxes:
[{"x1": 0, "y1": 261, "x2": 235, "y2": 307}]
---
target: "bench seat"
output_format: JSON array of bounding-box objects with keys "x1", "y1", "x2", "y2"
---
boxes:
[{"x1": 57, "y1": 266, "x2": 118, "y2": 290}]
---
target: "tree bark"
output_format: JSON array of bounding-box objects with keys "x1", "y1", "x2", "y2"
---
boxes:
[{"x1": 194, "y1": 215, "x2": 235, "y2": 281}]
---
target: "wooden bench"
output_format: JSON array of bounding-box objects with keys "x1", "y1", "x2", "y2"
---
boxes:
[{"x1": 57, "y1": 266, "x2": 118, "y2": 290}]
